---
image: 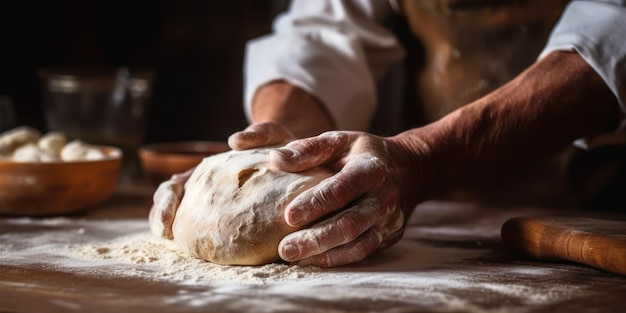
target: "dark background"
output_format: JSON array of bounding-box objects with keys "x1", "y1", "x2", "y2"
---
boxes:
[{"x1": 0, "y1": 0, "x2": 289, "y2": 143}]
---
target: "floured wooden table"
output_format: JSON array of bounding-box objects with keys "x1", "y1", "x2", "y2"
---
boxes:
[{"x1": 1, "y1": 184, "x2": 625, "y2": 313}]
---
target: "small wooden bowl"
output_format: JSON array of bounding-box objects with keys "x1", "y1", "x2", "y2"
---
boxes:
[
  {"x1": 138, "y1": 141, "x2": 230, "y2": 185},
  {"x1": 0, "y1": 146, "x2": 122, "y2": 216}
]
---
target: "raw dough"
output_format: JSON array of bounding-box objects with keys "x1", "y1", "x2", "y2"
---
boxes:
[
  {"x1": 0, "y1": 126, "x2": 108, "y2": 162},
  {"x1": 0, "y1": 126, "x2": 40, "y2": 156},
  {"x1": 12, "y1": 143, "x2": 60, "y2": 162},
  {"x1": 168, "y1": 148, "x2": 334, "y2": 265},
  {"x1": 60, "y1": 140, "x2": 105, "y2": 161},
  {"x1": 38, "y1": 132, "x2": 67, "y2": 156}
]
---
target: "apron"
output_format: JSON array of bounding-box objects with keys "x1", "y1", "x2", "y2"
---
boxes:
[
  {"x1": 391, "y1": 0, "x2": 625, "y2": 210},
  {"x1": 397, "y1": 0, "x2": 570, "y2": 123}
]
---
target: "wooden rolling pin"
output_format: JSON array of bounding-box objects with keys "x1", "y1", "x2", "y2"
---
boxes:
[{"x1": 501, "y1": 216, "x2": 626, "y2": 276}]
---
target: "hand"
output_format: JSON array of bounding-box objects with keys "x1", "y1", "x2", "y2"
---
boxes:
[
  {"x1": 227, "y1": 122, "x2": 296, "y2": 150},
  {"x1": 271, "y1": 131, "x2": 421, "y2": 267},
  {"x1": 148, "y1": 168, "x2": 194, "y2": 239}
]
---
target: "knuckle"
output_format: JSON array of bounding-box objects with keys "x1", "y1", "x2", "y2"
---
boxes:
[
  {"x1": 282, "y1": 138, "x2": 325, "y2": 165},
  {"x1": 323, "y1": 179, "x2": 355, "y2": 204},
  {"x1": 306, "y1": 191, "x2": 327, "y2": 218},
  {"x1": 336, "y1": 212, "x2": 366, "y2": 242},
  {"x1": 319, "y1": 131, "x2": 346, "y2": 144},
  {"x1": 344, "y1": 154, "x2": 388, "y2": 188},
  {"x1": 363, "y1": 155, "x2": 387, "y2": 181},
  {"x1": 331, "y1": 170, "x2": 368, "y2": 199},
  {"x1": 306, "y1": 180, "x2": 351, "y2": 216}
]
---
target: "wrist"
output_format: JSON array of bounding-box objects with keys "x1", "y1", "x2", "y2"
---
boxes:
[
  {"x1": 251, "y1": 80, "x2": 336, "y2": 138},
  {"x1": 389, "y1": 51, "x2": 619, "y2": 204},
  {"x1": 388, "y1": 129, "x2": 445, "y2": 206}
]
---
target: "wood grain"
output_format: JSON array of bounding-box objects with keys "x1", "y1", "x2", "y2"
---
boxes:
[{"x1": 501, "y1": 216, "x2": 626, "y2": 276}]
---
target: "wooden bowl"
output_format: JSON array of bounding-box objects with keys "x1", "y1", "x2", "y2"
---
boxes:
[
  {"x1": 0, "y1": 146, "x2": 122, "y2": 216},
  {"x1": 138, "y1": 141, "x2": 230, "y2": 185}
]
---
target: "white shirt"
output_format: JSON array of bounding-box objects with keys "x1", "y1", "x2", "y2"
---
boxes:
[{"x1": 244, "y1": 0, "x2": 626, "y2": 145}]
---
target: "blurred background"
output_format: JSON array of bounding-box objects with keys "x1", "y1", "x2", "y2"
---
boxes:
[
  {"x1": 0, "y1": 0, "x2": 289, "y2": 143},
  {"x1": 1, "y1": 1, "x2": 623, "y2": 208}
]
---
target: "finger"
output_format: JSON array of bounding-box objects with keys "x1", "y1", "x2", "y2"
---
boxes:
[
  {"x1": 148, "y1": 181, "x2": 184, "y2": 239},
  {"x1": 298, "y1": 228, "x2": 383, "y2": 268},
  {"x1": 152, "y1": 179, "x2": 184, "y2": 204},
  {"x1": 148, "y1": 201, "x2": 176, "y2": 239},
  {"x1": 279, "y1": 197, "x2": 380, "y2": 261},
  {"x1": 284, "y1": 154, "x2": 386, "y2": 227},
  {"x1": 227, "y1": 122, "x2": 294, "y2": 150},
  {"x1": 170, "y1": 167, "x2": 195, "y2": 184},
  {"x1": 378, "y1": 207, "x2": 405, "y2": 249},
  {"x1": 269, "y1": 131, "x2": 359, "y2": 172}
]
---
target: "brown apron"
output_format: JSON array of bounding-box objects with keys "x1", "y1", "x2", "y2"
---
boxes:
[
  {"x1": 392, "y1": 1, "x2": 625, "y2": 210},
  {"x1": 398, "y1": 0, "x2": 570, "y2": 123}
]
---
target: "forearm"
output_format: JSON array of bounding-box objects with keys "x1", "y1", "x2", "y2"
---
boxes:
[
  {"x1": 391, "y1": 51, "x2": 619, "y2": 202},
  {"x1": 250, "y1": 81, "x2": 336, "y2": 138}
]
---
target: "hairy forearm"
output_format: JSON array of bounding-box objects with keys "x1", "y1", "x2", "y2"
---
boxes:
[
  {"x1": 392, "y1": 51, "x2": 619, "y2": 202},
  {"x1": 250, "y1": 81, "x2": 336, "y2": 138}
]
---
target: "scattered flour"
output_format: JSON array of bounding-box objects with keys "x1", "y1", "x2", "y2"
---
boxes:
[
  {"x1": 0, "y1": 216, "x2": 595, "y2": 312},
  {"x1": 69, "y1": 232, "x2": 321, "y2": 284}
]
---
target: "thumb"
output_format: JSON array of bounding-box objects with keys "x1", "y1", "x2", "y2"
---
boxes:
[{"x1": 228, "y1": 122, "x2": 294, "y2": 150}]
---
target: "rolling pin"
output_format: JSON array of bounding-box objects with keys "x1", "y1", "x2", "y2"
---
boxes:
[{"x1": 501, "y1": 216, "x2": 626, "y2": 276}]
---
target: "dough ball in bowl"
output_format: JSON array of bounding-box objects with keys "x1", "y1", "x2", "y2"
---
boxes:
[
  {"x1": 0, "y1": 146, "x2": 122, "y2": 216},
  {"x1": 168, "y1": 148, "x2": 334, "y2": 265},
  {"x1": 0, "y1": 126, "x2": 123, "y2": 216}
]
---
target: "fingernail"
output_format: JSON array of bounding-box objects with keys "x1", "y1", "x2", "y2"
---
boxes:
[
  {"x1": 274, "y1": 147, "x2": 294, "y2": 158},
  {"x1": 281, "y1": 244, "x2": 300, "y2": 260},
  {"x1": 286, "y1": 210, "x2": 303, "y2": 227}
]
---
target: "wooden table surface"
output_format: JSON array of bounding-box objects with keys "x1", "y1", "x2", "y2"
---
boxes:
[{"x1": 1, "y1": 183, "x2": 625, "y2": 313}]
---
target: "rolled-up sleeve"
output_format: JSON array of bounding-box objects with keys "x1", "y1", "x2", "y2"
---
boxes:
[
  {"x1": 244, "y1": 0, "x2": 405, "y2": 131},
  {"x1": 540, "y1": 0, "x2": 626, "y2": 148},
  {"x1": 540, "y1": 0, "x2": 626, "y2": 110}
]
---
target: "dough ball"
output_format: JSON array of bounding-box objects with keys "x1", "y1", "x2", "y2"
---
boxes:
[
  {"x1": 170, "y1": 148, "x2": 334, "y2": 265},
  {"x1": 0, "y1": 126, "x2": 41, "y2": 155},
  {"x1": 38, "y1": 132, "x2": 67, "y2": 157},
  {"x1": 84, "y1": 147, "x2": 106, "y2": 160},
  {"x1": 12, "y1": 143, "x2": 60, "y2": 162},
  {"x1": 60, "y1": 139, "x2": 105, "y2": 161}
]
